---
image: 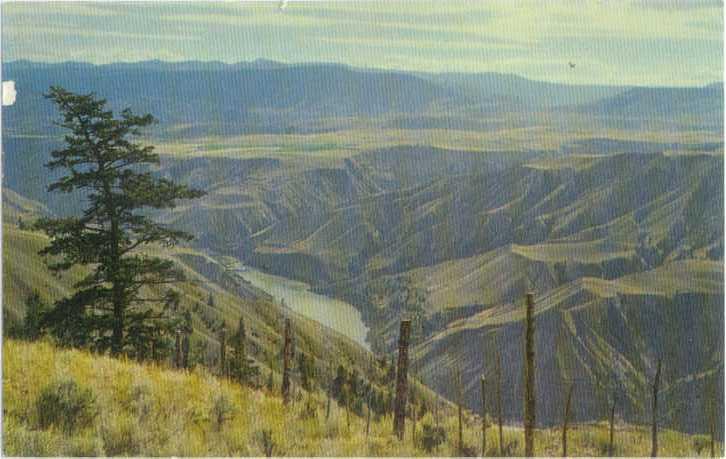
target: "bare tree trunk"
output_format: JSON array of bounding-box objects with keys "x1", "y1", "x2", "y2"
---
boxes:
[
  {"x1": 367, "y1": 356, "x2": 373, "y2": 439},
  {"x1": 281, "y1": 318, "x2": 292, "y2": 405},
  {"x1": 481, "y1": 376, "x2": 487, "y2": 457},
  {"x1": 174, "y1": 329, "x2": 182, "y2": 368},
  {"x1": 219, "y1": 326, "x2": 227, "y2": 377},
  {"x1": 434, "y1": 394, "x2": 440, "y2": 427},
  {"x1": 412, "y1": 400, "x2": 417, "y2": 446},
  {"x1": 366, "y1": 399, "x2": 372, "y2": 438},
  {"x1": 608, "y1": 391, "x2": 616, "y2": 457},
  {"x1": 326, "y1": 363, "x2": 332, "y2": 420},
  {"x1": 651, "y1": 358, "x2": 662, "y2": 458},
  {"x1": 456, "y1": 366, "x2": 464, "y2": 455},
  {"x1": 393, "y1": 320, "x2": 412, "y2": 440},
  {"x1": 709, "y1": 375, "x2": 716, "y2": 458},
  {"x1": 496, "y1": 349, "x2": 504, "y2": 456},
  {"x1": 524, "y1": 292, "x2": 536, "y2": 457},
  {"x1": 562, "y1": 381, "x2": 574, "y2": 457}
]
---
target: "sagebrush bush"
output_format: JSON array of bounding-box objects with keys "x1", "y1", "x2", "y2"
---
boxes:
[
  {"x1": 100, "y1": 412, "x2": 141, "y2": 456},
  {"x1": 419, "y1": 422, "x2": 446, "y2": 452},
  {"x1": 211, "y1": 393, "x2": 236, "y2": 431},
  {"x1": 35, "y1": 378, "x2": 97, "y2": 434},
  {"x1": 691, "y1": 434, "x2": 716, "y2": 457}
]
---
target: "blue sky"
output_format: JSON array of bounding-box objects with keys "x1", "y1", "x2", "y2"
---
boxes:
[{"x1": 2, "y1": 1, "x2": 723, "y2": 86}]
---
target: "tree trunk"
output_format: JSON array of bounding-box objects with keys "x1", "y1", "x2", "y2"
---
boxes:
[
  {"x1": 457, "y1": 368, "x2": 464, "y2": 455},
  {"x1": 181, "y1": 333, "x2": 190, "y2": 369},
  {"x1": 366, "y1": 356, "x2": 373, "y2": 439},
  {"x1": 709, "y1": 375, "x2": 717, "y2": 458},
  {"x1": 496, "y1": 349, "x2": 504, "y2": 456},
  {"x1": 524, "y1": 292, "x2": 536, "y2": 457},
  {"x1": 608, "y1": 392, "x2": 616, "y2": 457},
  {"x1": 412, "y1": 400, "x2": 417, "y2": 446},
  {"x1": 174, "y1": 329, "x2": 182, "y2": 368},
  {"x1": 346, "y1": 393, "x2": 351, "y2": 429},
  {"x1": 562, "y1": 381, "x2": 574, "y2": 457},
  {"x1": 481, "y1": 376, "x2": 487, "y2": 457},
  {"x1": 366, "y1": 395, "x2": 372, "y2": 438},
  {"x1": 434, "y1": 394, "x2": 440, "y2": 427},
  {"x1": 393, "y1": 320, "x2": 412, "y2": 440},
  {"x1": 651, "y1": 358, "x2": 661, "y2": 458},
  {"x1": 108, "y1": 193, "x2": 124, "y2": 357},
  {"x1": 281, "y1": 318, "x2": 292, "y2": 405},
  {"x1": 219, "y1": 326, "x2": 227, "y2": 377},
  {"x1": 608, "y1": 398, "x2": 616, "y2": 456}
]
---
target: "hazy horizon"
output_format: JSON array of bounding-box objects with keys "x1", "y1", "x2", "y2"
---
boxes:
[{"x1": 2, "y1": 1, "x2": 723, "y2": 87}]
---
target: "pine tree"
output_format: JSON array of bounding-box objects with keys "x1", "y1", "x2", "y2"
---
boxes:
[
  {"x1": 35, "y1": 87, "x2": 204, "y2": 356},
  {"x1": 297, "y1": 352, "x2": 315, "y2": 391},
  {"x1": 230, "y1": 316, "x2": 259, "y2": 385},
  {"x1": 23, "y1": 292, "x2": 48, "y2": 340}
]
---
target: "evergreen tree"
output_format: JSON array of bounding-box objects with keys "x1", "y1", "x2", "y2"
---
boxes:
[
  {"x1": 229, "y1": 316, "x2": 259, "y2": 385},
  {"x1": 266, "y1": 370, "x2": 275, "y2": 392},
  {"x1": 297, "y1": 352, "x2": 315, "y2": 391},
  {"x1": 332, "y1": 364, "x2": 347, "y2": 400},
  {"x1": 35, "y1": 87, "x2": 204, "y2": 356},
  {"x1": 23, "y1": 292, "x2": 48, "y2": 340}
]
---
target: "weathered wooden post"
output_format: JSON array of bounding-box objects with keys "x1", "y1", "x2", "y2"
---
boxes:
[
  {"x1": 562, "y1": 381, "x2": 574, "y2": 457},
  {"x1": 367, "y1": 356, "x2": 373, "y2": 439},
  {"x1": 366, "y1": 398, "x2": 372, "y2": 438},
  {"x1": 524, "y1": 292, "x2": 536, "y2": 457},
  {"x1": 412, "y1": 398, "x2": 417, "y2": 446},
  {"x1": 326, "y1": 362, "x2": 333, "y2": 420},
  {"x1": 455, "y1": 366, "x2": 464, "y2": 455},
  {"x1": 282, "y1": 317, "x2": 293, "y2": 405},
  {"x1": 393, "y1": 320, "x2": 412, "y2": 440},
  {"x1": 650, "y1": 358, "x2": 662, "y2": 457},
  {"x1": 608, "y1": 390, "x2": 616, "y2": 457},
  {"x1": 481, "y1": 375, "x2": 488, "y2": 456},
  {"x1": 219, "y1": 326, "x2": 227, "y2": 377},
  {"x1": 345, "y1": 386, "x2": 351, "y2": 429},
  {"x1": 496, "y1": 349, "x2": 504, "y2": 456},
  {"x1": 708, "y1": 374, "x2": 717, "y2": 458},
  {"x1": 608, "y1": 391, "x2": 617, "y2": 457}
]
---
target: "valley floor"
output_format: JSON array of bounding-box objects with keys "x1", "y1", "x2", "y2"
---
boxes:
[{"x1": 2, "y1": 339, "x2": 720, "y2": 457}]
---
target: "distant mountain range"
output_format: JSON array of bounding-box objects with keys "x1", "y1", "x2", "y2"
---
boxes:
[{"x1": 2, "y1": 60, "x2": 722, "y2": 136}]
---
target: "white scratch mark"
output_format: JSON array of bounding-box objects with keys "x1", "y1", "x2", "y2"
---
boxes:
[{"x1": 2, "y1": 81, "x2": 16, "y2": 106}]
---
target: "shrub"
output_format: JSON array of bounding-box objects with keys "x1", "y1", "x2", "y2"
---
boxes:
[
  {"x1": 100, "y1": 413, "x2": 141, "y2": 456},
  {"x1": 459, "y1": 443, "x2": 479, "y2": 457},
  {"x1": 35, "y1": 379, "x2": 97, "y2": 434},
  {"x1": 501, "y1": 438, "x2": 520, "y2": 457},
  {"x1": 299, "y1": 396, "x2": 318, "y2": 420},
  {"x1": 692, "y1": 435, "x2": 711, "y2": 455},
  {"x1": 64, "y1": 434, "x2": 104, "y2": 456},
  {"x1": 258, "y1": 429, "x2": 276, "y2": 457},
  {"x1": 419, "y1": 422, "x2": 446, "y2": 452},
  {"x1": 211, "y1": 393, "x2": 236, "y2": 431}
]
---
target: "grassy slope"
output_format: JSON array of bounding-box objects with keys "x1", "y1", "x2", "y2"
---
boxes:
[
  {"x1": 4, "y1": 338, "x2": 721, "y2": 457},
  {"x1": 1, "y1": 222, "x2": 373, "y2": 395}
]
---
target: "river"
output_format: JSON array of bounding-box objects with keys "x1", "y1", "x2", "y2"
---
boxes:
[{"x1": 228, "y1": 263, "x2": 370, "y2": 349}]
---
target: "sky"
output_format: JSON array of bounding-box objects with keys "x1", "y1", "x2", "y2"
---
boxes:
[{"x1": 1, "y1": 0, "x2": 723, "y2": 86}]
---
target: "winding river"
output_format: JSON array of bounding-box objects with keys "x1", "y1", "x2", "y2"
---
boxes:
[{"x1": 229, "y1": 263, "x2": 370, "y2": 349}]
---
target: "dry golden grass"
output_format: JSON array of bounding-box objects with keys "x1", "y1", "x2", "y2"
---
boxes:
[{"x1": 4, "y1": 339, "x2": 721, "y2": 457}]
